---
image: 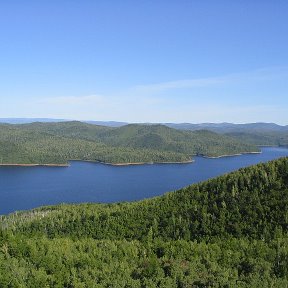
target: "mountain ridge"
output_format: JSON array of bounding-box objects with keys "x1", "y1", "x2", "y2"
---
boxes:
[{"x1": 1, "y1": 118, "x2": 287, "y2": 130}]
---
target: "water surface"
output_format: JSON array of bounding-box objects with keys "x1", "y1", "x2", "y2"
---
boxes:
[{"x1": 0, "y1": 147, "x2": 288, "y2": 215}]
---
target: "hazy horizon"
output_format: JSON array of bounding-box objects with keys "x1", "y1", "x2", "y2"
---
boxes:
[{"x1": 0, "y1": 117, "x2": 287, "y2": 127}]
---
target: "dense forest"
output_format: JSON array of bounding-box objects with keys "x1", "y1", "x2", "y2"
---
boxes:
[
  {"x1": 166, "y1": 122, "x2": 288, "y2": 147},
  {"x1": 0, "y1": 157, "x2": 288, "y2": 286},
  {"x1": 225, "y1": 131, "x2": 288, "y2": 146},
  {"x1": 0, "y1": 121, "x2": 259, "y2": 165}
]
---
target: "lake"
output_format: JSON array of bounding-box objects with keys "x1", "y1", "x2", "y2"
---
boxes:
[{"x1": 1, "y1": 147, "x2": 288, "y2": 215}]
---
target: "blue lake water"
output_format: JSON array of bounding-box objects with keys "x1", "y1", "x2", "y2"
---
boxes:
[{"x1": 0, "y1": 147, "x2": 288, "y2": 215}]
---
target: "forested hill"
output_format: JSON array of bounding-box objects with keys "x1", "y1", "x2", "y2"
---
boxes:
[
  {"x1": 0, "y1": 121, "x2": 259, "y2": 165},
  {"x1": 0, "y1": 157, "x2": 288, "y2": 286},
  {"x1": 225, "y1": 130, "x2": 288, "y2": 146},
  {"x1": 166, "y1": 122, "x2": 288, "y2": 147},
  {"x1": 166, "y1": 122, "x2": 288, "y2": 133}
]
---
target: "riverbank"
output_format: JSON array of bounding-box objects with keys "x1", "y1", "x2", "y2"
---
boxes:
[
  {"x1": 0, "y1": 159, "x2": 194, "y2": 167},
  {"x1": 0, "y1": 163, "x2": 69, "y2": 167},
  {"x1": 201, "y1": 151, "x2": 262, "y2": 159},
  {"x1": 70, "y1": 159, "x2": 194, "y2": 166},
  {"x1": 109, "y1": 159, "x2": 194, "y2": 166},
  {"x1": 0, "y1": 148, "x2": 265, "y2": 167},
  {"x1": 0, "y1": 152, "x2": 264, "y2": 167}
]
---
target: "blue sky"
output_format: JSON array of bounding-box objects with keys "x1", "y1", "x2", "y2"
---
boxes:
[{"x1": 0, "y1": 1, "x2": 287, "y2": 124}]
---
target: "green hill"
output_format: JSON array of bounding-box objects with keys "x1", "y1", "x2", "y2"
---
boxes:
[
  {"x1": 166, "y1": 122, "x2": 288, "y2": 133},
  {"x1": 96, "y1": 124, "x2": 255, "y2": 156},
  {"x1": 225, "y1": 131, "x2": 288, "y2": 146},
  {"x1": 0, "y1": 122, "x2": 259, "y2": 165},
  {"x1": 18, "y1": 121, "x2": 112, "y2": 141},
  {"x1": 0, "y1": 157, "x2": 288, "y2": 286},
  {"x1": 0, "y1": 123, "x2": 190, "y2": 165},
  {"x1": 166, "y1": 122, "x2": 288, "y2": 147}
]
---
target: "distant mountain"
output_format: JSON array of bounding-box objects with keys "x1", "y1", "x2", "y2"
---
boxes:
[
  {"x1": 0, "y1": 118, "x2": 127, "y2": 127},
  {"x1": 165, "y1": 122, "x2": 288, "y2": 133},
  {"x1": 3, "y1": 119, "x2": 288, "y2": 147},
  {"x1": 164, "y1": 122, "x2": 288, "y2": 146},
  {"x1": 0, "y1": 118, "x2": 68, "y2": 124},
  {"x1": 2, "y1": 118, "x2": 287, "y2": 132}
]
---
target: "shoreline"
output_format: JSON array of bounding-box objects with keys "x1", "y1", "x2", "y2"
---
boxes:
[
  {"x1": 0, "y1": 160, "x2": 194, "y2": 167},
  {"x1": 0, "y1": 163, "x2": 69, "y2": 167},
  {"x1": 201, "y1": 151, "x2": 262, "y2": 159},
  {"x1": 107, "y1": 160, "x2": 194, "y2": 166},
  {"x1": 70, "y1": 159, "x2": 195, "y2": 166},
  {"x1": 0, "y1": 150, "x2": 264, "y2": 167}
]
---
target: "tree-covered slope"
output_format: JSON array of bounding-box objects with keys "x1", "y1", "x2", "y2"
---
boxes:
[
  {"x1": 97, "y1": 124, "x2": 259, "y2": 156},
  {"x1": 225, "y1": 131, "x2": 288, "y2": 146},
  {"x1": 166, "y1": 122, "x2": 288, "y2": 133},
  {"x1": 17, "y1": 121, "x2": 112, "y2": 142},
  {"x1": 0, "y1": 124, "x2": 190, "y2": 165},
  {"x1": 166, "y1": 122, "x2": 288, "y2": 147},
  {"x1": 0, "y1": 158, "x2": 288, "y2": 286},
  {"x1": 5, "y1": 157, "x2": 288, "y2": 241},
  {"x1": 0, "y1": 122, "x2": 259, "y2": 165}
]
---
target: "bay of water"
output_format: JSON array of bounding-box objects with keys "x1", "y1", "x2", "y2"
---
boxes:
[{"x1": 0, "y1": 147, "x2": 288, "y2": 215}]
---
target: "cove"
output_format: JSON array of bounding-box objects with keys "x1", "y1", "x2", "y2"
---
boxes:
[{"x1": 0, "y1": 147, "x2": 288, "y2": 215}]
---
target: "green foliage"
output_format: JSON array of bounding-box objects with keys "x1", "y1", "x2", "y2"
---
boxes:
[
  {"x1": 0, "y1": 157, "x2": 288, "y2": 286},
  {"x1": 226, "y1": 131, "x2": 288, "y2": 146},
  {"x1": 0, "y1": 121, "x2": 259, "y2": 165},
  {"x1": 1, "y1": 236, "x2": 287, "y2": 287}
]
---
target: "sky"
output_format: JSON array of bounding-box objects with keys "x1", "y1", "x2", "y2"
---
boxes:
[{"x1": 0, "y1": 0, "x2": 287, "y2": 124}]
